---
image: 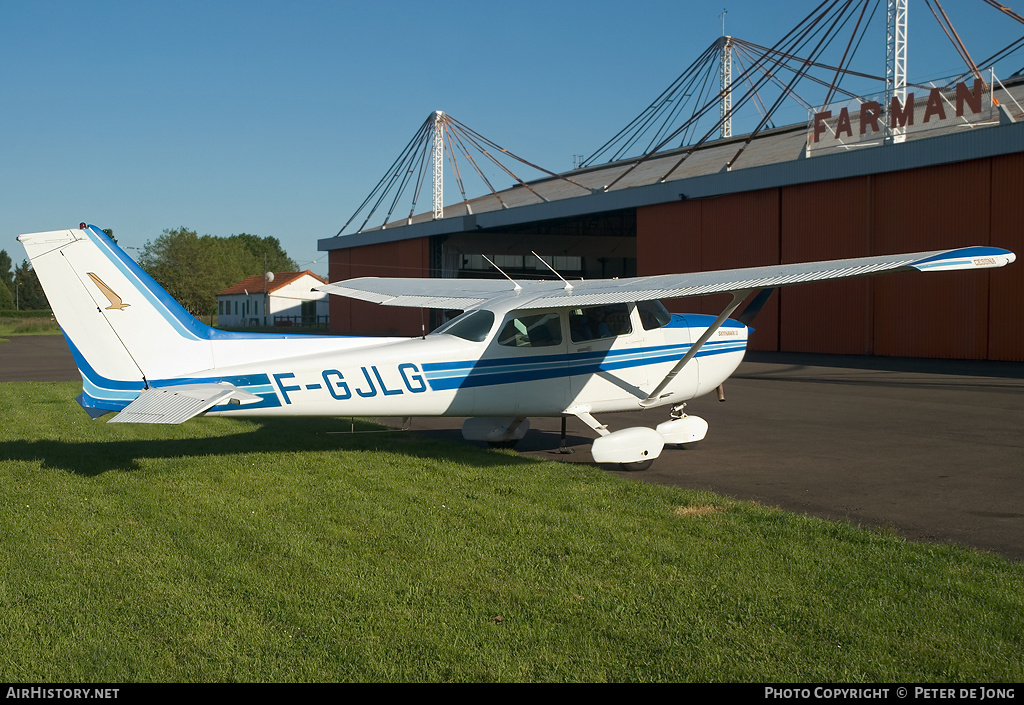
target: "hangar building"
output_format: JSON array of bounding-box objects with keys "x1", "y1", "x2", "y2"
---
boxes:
[{"x1": 318, "y1": 78, "x2": 1024, "y2": 362}]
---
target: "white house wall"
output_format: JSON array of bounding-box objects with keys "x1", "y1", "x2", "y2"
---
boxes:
[
  {"x1": 267, "y1": 279, "x2": 329, "y2": 320},
  {"x1": 217, "y1": 274, "x2": 328, "y2": 327}
]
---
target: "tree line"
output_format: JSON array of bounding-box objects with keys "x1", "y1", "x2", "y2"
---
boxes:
[
  {"x1": 0, "y1": 249, "x2": 48, "y2": 311},
  {"x1": 138, "y1": 227, "x2": 297, "y2": 315},
  {"x1": 1, "y1": 227, "x2": 298, "y2": 315}
]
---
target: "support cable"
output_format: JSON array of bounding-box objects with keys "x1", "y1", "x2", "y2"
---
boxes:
[
  {"x1": 602, "y1": 0, "x2": 855, "y2": 191},
  {"x1": 400, "y1": 128, "x2": 434, "y2": 226},
  {"x1": 361, "y1": 132, "x2": 426, "y2": 232},
  {"x1": 721, "y1": 0, "x2": 867, "y2": 172},
  {"x1": 653, "y1": 0, "x2": 857, "y2": 184},
  {"x1": 983, "y1": 0, "x2": 1024, "y2": 24},
  {"x1": 447, "y1": 120, "x2": 550, "y2": 203},
  {"x1": 446, "y1": 116, "x2": 592, "y2": 193},
  {"x1": 337, "y1": 111, "x2": 591, "y2": 235},
  {"x1": 927, "y1": 0, "x2": 984, "y2": 82},
  {"x1": 583, "y1": 43, "x2": 721, "y2": 165},
  {"x1": 731, "y1": 46, "x2": 778, "y2": 125},
  {"x1": 445, "y1": 126, "x2": 507, "y2": 206},
  {"x1": 823, "y1": 0, "x2": 875, "y2": 106},
  {"x1": 443, "y1": 130, "x2": 472, "y2": 214},
  {"x1": 589, "y1": 1, "x2": 887, "y2": 175},
  {"x1": 339, "y1": 117, "x2": 431, "y2": 235}
]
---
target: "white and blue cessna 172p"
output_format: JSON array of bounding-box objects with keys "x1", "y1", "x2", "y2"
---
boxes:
[{"x1": 19, "y1": 224, "x2": 1015, "y2": 470}]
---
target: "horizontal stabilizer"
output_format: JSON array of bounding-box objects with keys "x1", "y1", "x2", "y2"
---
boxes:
[{"x1": 108, "y1": 383, "x2": 262, "y2": 424}]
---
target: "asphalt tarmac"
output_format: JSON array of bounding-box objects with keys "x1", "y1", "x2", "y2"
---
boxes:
[{"x1": 3, "y1": 336, "x2": 1022, "y2": 561}]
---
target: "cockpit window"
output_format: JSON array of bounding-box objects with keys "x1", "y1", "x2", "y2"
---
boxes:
[
  {"x1": 431, "y1": 310, "x2": 494, "y2": 342},
  {"x1": 569, "y1": 304, "x2": 632, "y2": 342},
  {"x1": 637, "y1": 300, "x2": 672, "y2": 330},
  {"x1": 498, "y1": 312, "x2": 562, "y2": 347}
]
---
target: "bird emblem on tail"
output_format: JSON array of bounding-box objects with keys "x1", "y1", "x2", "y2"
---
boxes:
[{"x1": 87, "y1": 272, "x2": 131, "y2": 310}]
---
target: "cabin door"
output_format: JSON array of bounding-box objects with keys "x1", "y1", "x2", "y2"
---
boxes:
[
  {"x1": 567, "y1": 303, "x2": 650, "y2": 412},
  {"x1": 479, "y1": 310, "x2": 569, "y2": 416}
]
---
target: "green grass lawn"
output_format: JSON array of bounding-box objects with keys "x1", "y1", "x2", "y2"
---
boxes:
[
  {"x1": 0, "y1": 315, "x2": 61, "y2": 341},
  {"x1": 0, "y1": 314, "x2": 328, "y2": 341},
  {"x1": 1, "y1": 382, "x2": 1022, "y2": 682}
]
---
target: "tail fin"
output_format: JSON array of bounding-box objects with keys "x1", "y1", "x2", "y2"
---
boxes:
[{"x1": 19, "y1": 225, "x2": 218, "y2": 410}]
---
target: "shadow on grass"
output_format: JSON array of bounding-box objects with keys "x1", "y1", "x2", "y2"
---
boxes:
[
  {"x1": 0, "y1": 416, "x2": 551, "y2": 477},
  {"x1": 400, "y1": 425, "x2": 594, "y2": 455}
]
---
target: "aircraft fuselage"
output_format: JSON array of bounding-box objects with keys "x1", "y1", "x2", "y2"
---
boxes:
[{"x1": 176, "y1": 307, "x2": 749, "y2": 419}]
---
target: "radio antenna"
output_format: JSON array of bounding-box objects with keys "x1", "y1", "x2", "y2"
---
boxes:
[
  {"x1": 481, "y1": 254, "x2": 522, "y2": 292},
  {"x1": 531, "y1": 251, "x2": 574, "y2": 291}
]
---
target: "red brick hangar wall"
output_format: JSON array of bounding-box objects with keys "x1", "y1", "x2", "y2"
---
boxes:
[
  {"x1": 637, "y1": 154, "x2": 1024, "y2": 361},
  {"x1": 328, "y1": 238, "x2": 430, "y2": 337}
]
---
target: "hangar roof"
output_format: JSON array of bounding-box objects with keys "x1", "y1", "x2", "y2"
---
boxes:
[{"x1": 319, "y1": 78, "x2": 1024, "y2": 254}]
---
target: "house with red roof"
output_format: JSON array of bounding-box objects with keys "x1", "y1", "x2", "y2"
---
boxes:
[{"x1": 216, "y1": 270, "x2": 328, "y2": 328}]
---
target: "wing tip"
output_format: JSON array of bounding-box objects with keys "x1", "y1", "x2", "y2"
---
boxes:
[{"x1": 910, "y1": 246, "x2": 1016, "y2": 272}]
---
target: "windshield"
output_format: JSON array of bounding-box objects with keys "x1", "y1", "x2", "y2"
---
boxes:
[
  {"x1": 430, "y1": 310, "x2": 495, "y2": 342},
  {"x1": 637, "y1": 300, "x2": 672, "y2": 330}
]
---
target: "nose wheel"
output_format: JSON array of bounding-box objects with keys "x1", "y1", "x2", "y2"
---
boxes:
[{"x1": 656, "y1": 403, "x2": 708, "y2": 447}]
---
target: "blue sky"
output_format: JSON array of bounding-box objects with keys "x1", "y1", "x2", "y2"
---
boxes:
[{"x1": 3, "y1": 1, "x2": 1022, "y2": 277}]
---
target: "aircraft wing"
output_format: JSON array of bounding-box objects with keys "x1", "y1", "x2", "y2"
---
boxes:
[
  {"x1": 317, "y1": 277, "x2": 522, "y2": 310},
  {"x1": 316, "y1": 246, "x2": 1015, "y2": 310}
]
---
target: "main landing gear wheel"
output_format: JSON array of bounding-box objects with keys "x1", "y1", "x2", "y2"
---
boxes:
[
  {"x1": 619, "y1": 459, "x2": 654, "y2": 472},
  {"x1": 463, "y1": 417, "x2": 530, "y2": 449},
  {"x1": 588, "y1": 425, "x2": 664, "y2": 472}
]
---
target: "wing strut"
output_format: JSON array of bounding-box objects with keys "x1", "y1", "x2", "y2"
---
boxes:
[{"x1": 640, "y1": 289, "x2": 752, "y2": 407}]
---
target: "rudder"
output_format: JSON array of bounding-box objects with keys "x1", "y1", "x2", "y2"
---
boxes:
[{"x1": 19, "y1": 225, "x2": 217, "y2": 409}]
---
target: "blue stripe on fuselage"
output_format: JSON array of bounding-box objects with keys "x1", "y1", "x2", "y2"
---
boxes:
[
  {"x1": 65, "y1": 332, "x2": 282, "y2": 413},
  {"x1": 422, "y1": 336, "x2": 745, "y2": 391}
]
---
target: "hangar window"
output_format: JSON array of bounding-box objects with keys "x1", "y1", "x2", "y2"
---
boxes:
[
  {"x1": 569, "y1": 304, "x2": 632, "y2": 342},
  {"x1": 498, "y1": 312, "x2": 562, "y2": 348}
]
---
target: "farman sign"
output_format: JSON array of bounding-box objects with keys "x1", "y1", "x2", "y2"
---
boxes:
[{"x1": 807, "y1": 77, "x2": 997, "y2": 155}]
